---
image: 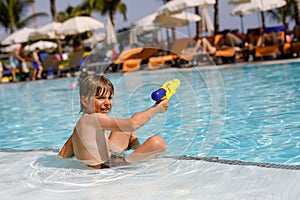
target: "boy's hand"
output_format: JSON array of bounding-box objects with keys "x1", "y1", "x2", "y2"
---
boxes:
[{"x1": 153, "y1": 99, "x2": 169, "y2": 113}]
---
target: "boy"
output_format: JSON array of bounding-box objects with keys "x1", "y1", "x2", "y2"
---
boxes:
[
  {"x1": 58, "y1": 74, "x2": 168, "y2": 169},
  {"x1": 31, "y1": 48, "x2": 43, "y2": 81}
]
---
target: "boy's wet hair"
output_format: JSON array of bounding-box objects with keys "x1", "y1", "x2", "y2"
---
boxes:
[{"x1": 79, "y1": 74, "x2": 114, "y2": 112}]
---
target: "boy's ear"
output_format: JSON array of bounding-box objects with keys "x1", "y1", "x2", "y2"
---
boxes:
[{"x1": 80, "y1": 96, "x2": 88, "y2": 107}]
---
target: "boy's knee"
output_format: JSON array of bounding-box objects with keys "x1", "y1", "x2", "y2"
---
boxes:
[{"x1": 149, "y1": 135, "x2": 166, "y2": 151}]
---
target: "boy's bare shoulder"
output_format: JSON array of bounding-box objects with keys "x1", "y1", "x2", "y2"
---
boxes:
[{"x1": 78, "y1": 113, "x2": 106, "y2": 127}]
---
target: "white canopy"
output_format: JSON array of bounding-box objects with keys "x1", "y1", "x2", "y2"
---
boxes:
[
  {"x1": 231, "y1": 0, "x2": 286, "y2": 15},
  {"x1": 24, "y1": 41, "x2": 57, "y2": 52},
  {"x1": 157, "y1": 0, "x2": 216, "y2": 15},
  {"x1": 29, "y1": 22, "x2": 63, "y2": 40},
  {"x1": 135, "y1": 11, "x2": 201, "y2": 35},
  {"x1": 0, "y1": 44, "x2": 21, "y2": 53},
  {"x1": 1, "y1": 27, "x2": 35, "y2": 45},
  {"x1": 56, "y1": 16, "x2": 104, "y2": 35}
]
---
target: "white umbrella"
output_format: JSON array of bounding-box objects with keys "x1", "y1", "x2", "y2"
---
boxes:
[
  {"x1": 24, "y1": 41, "x2": 57, "y2": 52},
  {"x1": 135, "y1": 13, "x2": 160, "y2": 35},
  {"x1": 157, "y1": 0, "x2": 216, "y2": 15},
  {"x1": 231, "y1": 0, "x2": 286, "y2": 28},
  {"x1": 231, "y1": 0, "x2": 286, "y2": 15},
  {"x1": 0, "y1": 44, "x2": 21, "y2": 53},
  {"x1": 156, "y1": 12, "x2": 201, "y2": 28},
  {"x1": 1, "y1": 27, "x2": 35, "y2": 45},
  {"x1": 135, "y1": 11, "x2": 201, "y2": 35},
  {"x1": 57, "y1": 16, "x2": 104, "y2": 35},
  {"x1": 106, "y1": 17, "x2": 118, "y2": 45},
  {"x1": 156, "y1": 0, "x2": 215, "y2": 37},
  {"x1": 29, "y1": 22, "x2": 63, "y2": 40}
]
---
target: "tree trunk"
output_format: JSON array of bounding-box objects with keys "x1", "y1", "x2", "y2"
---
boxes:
[
  {"x1": 50, "y1": 0, "x2": 56, "y2": 21},
  {"x1": 195, "y1": 6, "x2": 200, "y2": 38},
  {"x1": 293, "y1": 0, "x2": 300, "y2": 24},
  {"x1": 214, "y1": 0, "x2": 219, "y2": 35},
  {"x1": 50, "y1": 0, "x2": 62, "y2": 55},
  {"x1": 8, "y1": 1, "x2": 15, "y2": 33}
]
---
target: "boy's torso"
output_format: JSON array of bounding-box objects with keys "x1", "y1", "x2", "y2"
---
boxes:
[{"x1": 72, "y1": 114, "x2": 111, "y2": 166}]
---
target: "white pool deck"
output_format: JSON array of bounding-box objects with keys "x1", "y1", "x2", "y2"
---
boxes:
[
  {"x1": 1, "y1": 151, "x2": 300, "y2": 200},
  {"x1": 2, "y1": 59, "x2": 300, "y2": 199}
]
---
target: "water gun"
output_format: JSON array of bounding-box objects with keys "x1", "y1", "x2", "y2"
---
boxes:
[{"x1": 151, "y1": 79, "x2": 181, "y2": 101}]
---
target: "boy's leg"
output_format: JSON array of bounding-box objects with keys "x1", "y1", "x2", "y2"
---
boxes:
[
  {"x1": 32, "y1": 68, "x2": 37, "y2": 80},
  {"x1": 125, "y1": 135, "x2": 166, "y2": 163},
  {"x1": 10, "y1": 68, "x2": 16, "y2": 82},
  {"x1": 109, "y1": 131, "x2": 140, "y2": 153},
  {"x1": 37, "y1": 66, "x2": 43, "y2": 79}
]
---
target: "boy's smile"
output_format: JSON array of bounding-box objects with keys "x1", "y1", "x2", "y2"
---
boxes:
[
  {"x1": 83, "y1": 93, "x2": 113, "y2": 114},
  {"x1": 93, "y1": 93, "x2": 113, "y2": 114}
]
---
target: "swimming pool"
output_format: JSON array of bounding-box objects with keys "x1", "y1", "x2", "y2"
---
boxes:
[{"x1": 1, "y1": 61, "x2": 300, "y2": 199}]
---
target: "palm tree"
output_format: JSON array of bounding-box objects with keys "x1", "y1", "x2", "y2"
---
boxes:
[
  {"x1": 56, "y1": 4, "x2": 91, "y2": 22},
  {"x1": 0, "y1": 0, "x2": 47, "y2": 34},
  {"x1": 50, "y1": 0, "x2": 56, "y2": 21},
  {"x1": 266, "y1": 0, "x2": 299, "y2": 30},
  {"x1": 80, "y1": 0, "x2": 127, "y2": 26},
  {"x1": 99, "y1": 0, "x2": 127, "y2": 26}
]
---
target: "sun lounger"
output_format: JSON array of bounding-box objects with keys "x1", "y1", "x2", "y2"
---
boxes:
[
  {"x1": 175, "y1": 37, "x2": 216, "y2": 66},
  {"x1": 122, "y1": 58, "x2": 142, "y2": 72},
  {"x1": 254, "y1": 26, "x2": 285, "y2": 59},
  {"x1": 59, "y1": 49, "x2": 85, "y2": 76},
  {"x1": 283, "y1": 28, "x2": 300, "y2": 57},
  {"x1": 112, "y1": 47, "x2": 160, "y2": 72},
  {"x1": 40, "y1": 53, "x2": 62, "y2": 78},
  {"x1": 148, "y1": 55, "x2": 175, "y2": 70},
  {"x1": 214, "y1": 32, "x2": 246, "y2": 64},
  {"x1": 283, "y1": 41, "x2": 300, "y2": 56},
  {"x1": 215, "y1": 46, "x2": 244, "y2": 64},
  {"x1": 147, "y1": 38, "x2": 192, "y2": 69}
]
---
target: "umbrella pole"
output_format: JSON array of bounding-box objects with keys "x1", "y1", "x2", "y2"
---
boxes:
[
  {"x1": 166, "y1": 29, "x2": 171, "y2": 50},
  {"x1": 240, "y1": 15, "x2": 244, "y2": 33},
  {"x1": 184, "y1": 11, "x2": 191, "y2": 37},
  {"x1": 56, "y1": 39, "x2": 62, "y2": 55},
  {"x1": 261, "y1": 11, "x2": 265, "y2": 29}
]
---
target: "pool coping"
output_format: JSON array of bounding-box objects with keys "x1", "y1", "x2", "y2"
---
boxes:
[{"x1": 112, "y1": 57, "x2": 300, "y2": 75}]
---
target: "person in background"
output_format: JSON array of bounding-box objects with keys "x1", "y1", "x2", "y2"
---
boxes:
[
  {"x1": 9, "y1": 47, "x2": 25, "y2": 82},
  {"x1": 31, "y1": 48, "x2": 43, "y2": 81},
  {"x1": 217, "y1": 30, "x2": 243, "y2": 48}
]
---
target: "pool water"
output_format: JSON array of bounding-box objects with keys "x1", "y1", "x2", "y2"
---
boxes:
[{"x1": 1, "y1": 61, "x2": 299, "y2": 165}]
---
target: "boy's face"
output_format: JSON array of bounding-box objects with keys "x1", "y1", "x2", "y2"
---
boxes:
[{"x1": 83, "y1": 92, "x2": 113, "y2": 115}]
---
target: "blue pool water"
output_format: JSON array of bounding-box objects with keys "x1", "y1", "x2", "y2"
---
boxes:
[{"x1": 1, "y1": 62, "x2": 299, "y2": 165}]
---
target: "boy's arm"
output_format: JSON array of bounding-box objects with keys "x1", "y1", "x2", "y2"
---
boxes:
[
  {"x1": 99, "y1": 100, "x2": 169, "y2": 132},
  {"x1": 58, "y1": 134, "x2": 74, "y2": 158},
  {"x1": 14, "y1": 51, "x2": 25, "y2": 62}
]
